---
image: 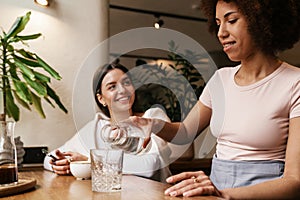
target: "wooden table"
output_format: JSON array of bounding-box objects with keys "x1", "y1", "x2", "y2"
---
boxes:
[{"x1": 1, "y1": 169, "x2": 223, "y2": 200}]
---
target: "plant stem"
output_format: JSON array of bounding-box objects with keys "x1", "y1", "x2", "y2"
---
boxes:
[{"x1": 1, "y1": 38, "x2": 7, "y2": 121}]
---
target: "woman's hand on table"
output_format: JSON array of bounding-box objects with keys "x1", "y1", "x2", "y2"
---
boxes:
[
  {"x1": 164, "y1": 171, "x2": 224, "y2": 198},
  {"x1": 49, "y1": 150, "x2": 88, "y2": 175}
]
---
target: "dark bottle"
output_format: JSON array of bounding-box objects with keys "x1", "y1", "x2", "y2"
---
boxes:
[{"x1": 0, "y1": 121, "x2": 18, "y2": 186}]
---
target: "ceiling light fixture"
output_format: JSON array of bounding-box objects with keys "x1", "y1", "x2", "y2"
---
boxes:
[
  {"x1": 34, "y1": 0, "x2": 50, "y2": 7},
  {"x1": 110, "y1": 5, "x2": 207, "y2": 22},
  {"x1": 154, "y1": 19, "x2": 164, "y2": 29},
  {"x1": 154, "y1": 15, "x2": 164, "y2": 29}
]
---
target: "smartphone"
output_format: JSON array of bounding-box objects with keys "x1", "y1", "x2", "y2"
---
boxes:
[
  {"x1": 47, "y1": 153, "x2": 58, "y2": 161},
  {"x1": 42, "y1": 149, "x2": 58, "y2": 162}
]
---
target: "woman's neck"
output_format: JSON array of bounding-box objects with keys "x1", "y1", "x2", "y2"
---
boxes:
[
  {"x1": 235, "y1": 53, "x2": 282, "y2": 85},
  {"x1": 110, "y1": 110, "x2": 133, "y2": 124}
]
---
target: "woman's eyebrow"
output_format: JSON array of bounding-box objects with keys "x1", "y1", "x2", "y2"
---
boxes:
[
  {"x1": 224, "y1": 11, "x2": 238, "y2": 18},
  {"x1": 105, "y1": 81, "x2": 116, "y2": 87},
  {"x1": 122, "y1": 77, "x2": 130, "y2": 81},
  {"x1": 216, "y1": 11, "x2": 238, "y2": 21}
]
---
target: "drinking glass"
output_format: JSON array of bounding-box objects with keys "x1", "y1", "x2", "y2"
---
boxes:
[{"x1": 90, "y1": 149, "x2": 124, "y2": 192}]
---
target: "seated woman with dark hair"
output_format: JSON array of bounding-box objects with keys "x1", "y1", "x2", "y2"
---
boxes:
[{"x1": 44, "y1": 63, "x2": 172, "y2": 182}]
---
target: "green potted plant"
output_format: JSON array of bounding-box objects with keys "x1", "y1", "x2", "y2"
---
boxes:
[
  {"x1": 0, "y1": 11, "x2": 67, "y2": 121},
  {"x1": 130, "y1": 41, "x2": 206, "y2": 161},
  {"x1": 133, "y1": 40, "x2": 205, "y2": 122},
  {"x1": 0, "y1": 11, "x2": 67, "y2": 185}
]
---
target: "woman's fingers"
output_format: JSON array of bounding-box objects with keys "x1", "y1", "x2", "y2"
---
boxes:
[
  {"x1": 52, "y1": 164, "x2": 70, "y2": 175},
  {"x1": 49, "y1": 150, "x2": 88, "y2": 176},
  {"x1": 165, "y1": 175, "x2": 202, "y2": 195},
  {"x1": 165, "y1": 171, "x2": 215, "y2": 197},
  {"x1": 165, "y1": 180, "x2": 214, "y2": 197},
  {"x1": 166, "y1": 171, "x2": 204, "y2": 184},
  {"x1": 65, "y1": 151, "x2": 88, "y2": 161},
  {"x1": 182, "y1": 184, "x2": 215, "y2": 197},
  {"x1": 50, "y1": 150, "x2": 72, "y2": 175},
  {"x1": 54, "y1": 157, "x2": 71, "y2": 165},
  {"x1": 55, "y1": 150, "x2": 72, "y2": 157}
]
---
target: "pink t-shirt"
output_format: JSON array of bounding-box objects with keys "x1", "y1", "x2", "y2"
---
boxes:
[{"x1": 200, "y1": 62, "x2": 300, "y2": 161}]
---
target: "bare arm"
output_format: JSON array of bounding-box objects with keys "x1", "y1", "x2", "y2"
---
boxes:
[{"x1": 153, "y1": 101, "x2": 212, "y2": 144}]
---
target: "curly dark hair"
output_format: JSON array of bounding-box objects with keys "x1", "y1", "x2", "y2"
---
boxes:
[{"x1": 201, "y1": 0, "x2": 300, "y2": 56}]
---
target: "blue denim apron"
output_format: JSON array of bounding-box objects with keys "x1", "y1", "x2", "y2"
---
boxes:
[{"x1": 210, "y1": 154, "x2": 285, "y2": 190}]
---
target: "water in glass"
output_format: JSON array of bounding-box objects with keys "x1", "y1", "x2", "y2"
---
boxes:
[{"x1": 90, "y1": 149, "x2": 123, "y2": 192}]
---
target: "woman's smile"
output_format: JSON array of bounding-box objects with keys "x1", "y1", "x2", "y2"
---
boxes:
[
  {"x1": 115, "y1": 95, "x2": 131, "y2": 104},
  {"x1": 222, "y1": 40, "x2": 236, "y2": 53}
]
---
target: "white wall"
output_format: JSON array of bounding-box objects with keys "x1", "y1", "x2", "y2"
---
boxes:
[{"x1": 0, "y1": 0, "x2": 109, "y2": 151}]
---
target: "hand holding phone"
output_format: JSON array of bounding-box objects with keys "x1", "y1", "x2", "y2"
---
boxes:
[{"x1": 47, "y1": 153, "x2": 58, "y2": 162}]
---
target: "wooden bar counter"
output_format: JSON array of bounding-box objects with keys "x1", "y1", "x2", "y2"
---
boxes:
[{"x1": 1, "y1": 169, "x2": 223, "y2": 200}]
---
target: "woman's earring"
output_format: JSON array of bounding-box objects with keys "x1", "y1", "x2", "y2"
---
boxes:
[{"x1": 103, "y1": 102, "x2": 107, "y2": 107}]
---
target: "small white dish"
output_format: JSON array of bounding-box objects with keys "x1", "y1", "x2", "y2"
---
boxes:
[{"x1": 70, "y1": 161, "x2": 91, "y2": 180}]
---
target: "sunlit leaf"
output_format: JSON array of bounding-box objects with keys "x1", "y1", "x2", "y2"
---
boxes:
[
  {"x1": 13, "y1": 90, "x2": 31, "y2": 111},
  {"x1": 31, "y1": 91, "x2": 45, "y2": 118},
  {"x1": 33, "y1": 71, "x2": 51, "y2": 83},
  {"x1": 14, "y1": 60, "x2": 35, "y2": 80},
  {"x1": 35, "y1": 55, "x2": 62, "y2": 80},
  {"x1": 23, "y1": 74, "x2": 47, "y2": 96},
  {"x1": 13, "y1": 80, "x2": 32, "y2": 103},
  {"x1": 5, "y1": 11, "x2": 31, "y2": 39},
  {"x1": 14, "y1": 55, "x2": 40, "y2": 67},
  {"x1": 16, "y1": 49, "x2": 35, "y2": 59},
  {"x1": 16, "y1": 33, "x2": 42, "y2": 41},
  {"x1": 7, "y1": 61, "x2": 20, "y2": 81},
  {"x1": 6, "y1": 89, "x2": 20, "y2": 121}
]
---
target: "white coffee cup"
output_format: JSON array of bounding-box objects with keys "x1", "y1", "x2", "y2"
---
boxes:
[{"x1": 70, "y1": 160, "x2": 91, "y2": 180}]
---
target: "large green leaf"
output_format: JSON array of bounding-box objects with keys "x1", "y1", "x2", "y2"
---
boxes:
[
  {"x1": 14, "y1": 54, "x2": 40, "y2": 67},
  {"x1": 13, "y1": 80, "x2": 32, "y2": 103},
  {"x1": 30, "y1": 91, "x2": 45, "y2": 118},
  {"x1": 23, "y1": 74, "x2": 47, "y2": 96},
  {"x1": 7, "y1": 44, "x2": 14, "y2": 52},
  {"x1": 43, "y1": 96, "x2": 55, "y2": 108},
  {"x1": 6, "y1": 89, "x2": 20, "y2": 121},
  {"x1": 16, "y1": 33, "x2": 42, "y2": 41},
  {"x1": 9, "y1": 33, "x2": 42, "y2": 43},
  {"x1": 35, "y1": 55, "x2": 62, "y2": 80},
  {"x1": 33, "y1": 71, "x2": 51, "y2": 83},
  {"x1": 5, "y1": 11, "x2": 31, "y2": 39},
  {"x1": 13, "y1": 90, "x2": 31, "y2": 111},
  {"x1": 14, "y1": 60, "x2": 35, "y2": 80},
  {"x1": 46, "y1": 85, "x2": 68, "y2": 113},
  {"x1": 7, "y1": 61, "x2": 20, "y2": 81},
  {"x1": 4, "y1": 16, "x2": 22, "y2": 40},
  {"x1": 16, "y1": 49, "x2": 35, "y2": 59}
]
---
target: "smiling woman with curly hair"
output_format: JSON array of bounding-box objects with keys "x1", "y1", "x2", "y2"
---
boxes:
[
  {"x1": 126, "y1": 0, "x2": 300, "y2": 199},
  {"x1": 201, "y1": 0, "x2": 300, "y2": 56}
]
